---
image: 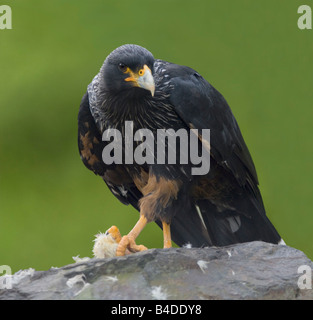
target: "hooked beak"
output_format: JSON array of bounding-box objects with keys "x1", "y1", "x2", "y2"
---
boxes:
[{"x1": 125, "y1": 65, "x2": 155, "y2": 97}]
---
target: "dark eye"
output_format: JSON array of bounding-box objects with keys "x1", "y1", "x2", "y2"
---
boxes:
[{"x1": 118, "y1": 63, "x2": 127, "y2": 73}]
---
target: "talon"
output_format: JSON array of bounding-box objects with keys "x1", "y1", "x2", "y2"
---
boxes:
[
  {"x1": 106, "y1": 225, "x2": 122, "y2": 243},
  {"x1": 116, "y1": 235, "x2": 148, "y2": 256},
  {"x1": 116, "y1": 235, "x2": 129, "y2": 256},
  {"x1": 115, "y1": 215, "x2": 148, "y2": 256}
]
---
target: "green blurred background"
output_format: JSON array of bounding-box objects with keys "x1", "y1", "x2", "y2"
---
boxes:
[{"x1": 0, "y1": 0, "x2": 312, "y2": 272}]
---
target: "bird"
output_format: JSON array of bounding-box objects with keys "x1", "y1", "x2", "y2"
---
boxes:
[{"x1": 78, "y1": 44, "x2": 281, "y2": 256}]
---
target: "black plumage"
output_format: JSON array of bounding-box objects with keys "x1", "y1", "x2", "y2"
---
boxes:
[{"x1": 78, "y1": 44, "x2": 281, "y2": 251}]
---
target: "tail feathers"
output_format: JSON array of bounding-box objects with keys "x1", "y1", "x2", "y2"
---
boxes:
[{"x1": 170, "y1": 199, "x2": 281, "y2": 248}]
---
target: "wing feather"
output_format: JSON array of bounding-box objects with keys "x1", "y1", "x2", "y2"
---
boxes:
[
  {"x1": 166, "y1": 66, "x2": 259, "y2": 189},
  {"x1": 78, "y1": 91, "x2": 141, "y2": 208}
]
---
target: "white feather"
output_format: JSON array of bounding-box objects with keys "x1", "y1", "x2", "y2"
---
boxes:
[{"x1": 151, "y1": 286, "x2": 168, "y2": 300}]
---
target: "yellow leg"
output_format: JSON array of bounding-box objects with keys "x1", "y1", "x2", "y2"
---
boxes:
[
  {"x1": 116, "y1": 215, "x2": 148, "y2": 256},
  {"x1": 162, "y1": 221, "x2": 172, "y2": 248}
]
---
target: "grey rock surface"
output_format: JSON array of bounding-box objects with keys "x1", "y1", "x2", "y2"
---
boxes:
[{"x1": 1, "y1": 241, "x2": 312, "y2": 300}]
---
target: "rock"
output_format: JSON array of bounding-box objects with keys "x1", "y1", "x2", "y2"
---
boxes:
[{"x1": 0, "y1": 241, "x2": 312, "y2": 300}]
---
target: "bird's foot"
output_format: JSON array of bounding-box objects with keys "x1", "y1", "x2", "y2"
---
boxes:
[{"x1": 116, "y1": 235, "x2": 148, "y2": 256}]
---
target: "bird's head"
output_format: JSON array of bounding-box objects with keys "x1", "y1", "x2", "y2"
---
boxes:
[{"x1": 101, "y1": 44, "x2": 155, "y2": 97}]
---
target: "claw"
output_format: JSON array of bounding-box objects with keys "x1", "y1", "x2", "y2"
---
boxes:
[
  {"x1": 106, "y1": 225, "x2": 122, "y2": 243},
  {"x1": 93, "y1": 224, "x2": 148, "y2": 258},
  {"x1": 115, "y1": 215, "x2": 148, "y2": 256},
  {"x1": 116, "y1": 235, "x2": 148, "y2": 256}
]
